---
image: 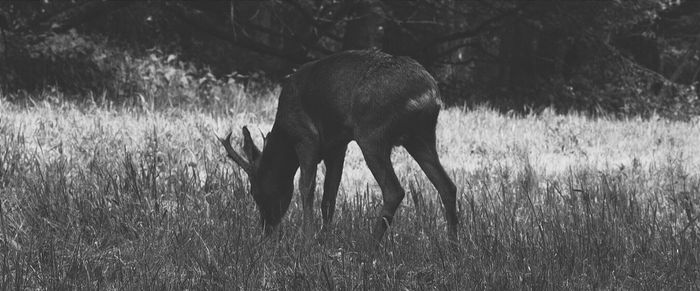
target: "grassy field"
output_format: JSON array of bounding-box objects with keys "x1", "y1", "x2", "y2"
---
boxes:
[{"x1": 1, "y1": 93, "x2": 699, "y2": 289}]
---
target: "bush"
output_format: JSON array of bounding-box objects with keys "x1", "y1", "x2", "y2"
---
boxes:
[
  {"x1": 129, "y1": 50, "x2": 277, "y2": 109},
  {"x1": 2, "y1": 30, "x2": 115, "y2": 95},
  {"x1": 1, "y1": 30, "x2": 278, "y2": 109}
]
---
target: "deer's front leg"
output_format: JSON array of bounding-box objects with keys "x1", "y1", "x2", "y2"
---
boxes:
[
  {"x1": 356, "y1": 138, "x2": 405, "y2": 246},
  {"x1": 296, "y1": 142, "x2": 320, "y2": 238},
  {"x1": 321, "y1": 145, "x2": 347, "y2": 226}
]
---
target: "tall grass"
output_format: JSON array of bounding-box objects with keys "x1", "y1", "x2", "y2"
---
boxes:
[{"x1": 0, "y1": 96, "x2": 698, "y2": 289}]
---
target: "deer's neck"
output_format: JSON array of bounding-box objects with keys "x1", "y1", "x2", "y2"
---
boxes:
[{"x1": 255, "y1": 127, "x2": 298, "y2": 224}]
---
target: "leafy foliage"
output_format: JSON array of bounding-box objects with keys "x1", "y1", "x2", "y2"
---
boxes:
[
  {"x1": 1, "y1": 0, "x2": 700, "y2": 117},
  {"x1": 3, "y1": 29, "x2": 110, "y2": 94}
]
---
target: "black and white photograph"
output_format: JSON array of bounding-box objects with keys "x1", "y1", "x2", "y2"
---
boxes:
[{"x1": 0, "y1": 0, "x2": 699, "y2": 289}]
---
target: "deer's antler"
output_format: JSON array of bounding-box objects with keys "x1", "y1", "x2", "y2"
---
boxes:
[{"x1": 218, "y1": 131, "x2": 253, "y2": 175}]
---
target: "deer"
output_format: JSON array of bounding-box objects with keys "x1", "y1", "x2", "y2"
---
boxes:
[{"x1": 219, "y1": 49, "x2": 458, "y2": 245}]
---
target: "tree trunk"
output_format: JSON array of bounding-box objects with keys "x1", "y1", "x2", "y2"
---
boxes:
[{"x1": 500, "y1": 22, "x2": 537, "y2": 90}]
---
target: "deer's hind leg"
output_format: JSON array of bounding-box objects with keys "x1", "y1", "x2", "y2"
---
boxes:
[{"x1": 403, "y1": 130, "x2": 458, "y2": 244}]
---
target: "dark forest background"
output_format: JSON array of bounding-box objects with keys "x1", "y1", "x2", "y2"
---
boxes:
[{"x1": 2, "y1": 0, "x2": 700, "y2": 118}]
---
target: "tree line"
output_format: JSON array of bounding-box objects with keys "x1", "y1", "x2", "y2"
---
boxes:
[{"x1": 1, "y1": 0, "x2": 699, "y2": 117}]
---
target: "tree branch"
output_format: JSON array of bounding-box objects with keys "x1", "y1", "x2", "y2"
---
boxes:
[
  {"x1": 38, "y1": 0, "x2": 135, "y2": 33},
  {"x1": 164, "y1": 2, "x2": 310, "y2": 64},
  {"x1": 235, "y1": 17, "x2": 334, "y2": 55},
  {"x1": 426, "y1": 7, "x2": 519, "y2": 47},
  {"x1": 280, "y1": 0, "x2": 346, "y2": 42}
]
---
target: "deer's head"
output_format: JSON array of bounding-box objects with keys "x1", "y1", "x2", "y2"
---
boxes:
[{"x1": 219, "y1": 126, "x2": 295, "y2": 233}]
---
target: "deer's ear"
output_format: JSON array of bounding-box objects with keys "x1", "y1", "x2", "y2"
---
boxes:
[{"x1": 242, "y1": 126, "x2": 261, "y2": 162}]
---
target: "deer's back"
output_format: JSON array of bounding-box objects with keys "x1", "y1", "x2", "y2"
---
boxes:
[{"x1": 276, "y1": 50, "x2": 442, "y2": 145}]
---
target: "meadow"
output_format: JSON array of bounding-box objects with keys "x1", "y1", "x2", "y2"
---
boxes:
[{"x1": 1, "y1": 90, "x2": 699, "y2": 289}]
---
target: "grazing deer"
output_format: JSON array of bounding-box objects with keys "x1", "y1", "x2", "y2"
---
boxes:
[{"x1": 219, "y1": 49, "x2": 458, "y2": 244}]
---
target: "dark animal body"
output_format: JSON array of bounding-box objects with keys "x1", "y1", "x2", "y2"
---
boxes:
[{"x1": 220, "y1": 49, "x2": 458, "y2": 244}]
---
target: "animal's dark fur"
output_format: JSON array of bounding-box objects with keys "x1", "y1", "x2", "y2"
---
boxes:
[{"x1": 224, "y1": 49, "x2": 457, "y2": 243}]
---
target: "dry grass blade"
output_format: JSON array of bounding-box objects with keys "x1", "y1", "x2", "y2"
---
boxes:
[{"x1": 0, "y1": 98, "x2": 698, "y2": 289}]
